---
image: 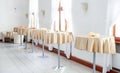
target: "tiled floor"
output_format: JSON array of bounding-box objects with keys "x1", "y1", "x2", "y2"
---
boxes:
[{"x1": 0, "y1": 43, "x2": 100, "y2": 73}]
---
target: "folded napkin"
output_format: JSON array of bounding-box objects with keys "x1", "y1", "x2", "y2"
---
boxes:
[{"x1": 88, "y1": 32, "x2": 100, "y2": 37}]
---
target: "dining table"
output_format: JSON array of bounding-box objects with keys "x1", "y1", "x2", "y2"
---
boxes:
[{"x1": 74, "y1": 35, "x2": 116, "y2": 73}]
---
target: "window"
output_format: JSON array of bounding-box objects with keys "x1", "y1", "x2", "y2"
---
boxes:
[
  {"x1": 51, "y1": 0, "x2": 72, "y2": 32},
  {"x1": 113, "y1": 24, "x2": 120, "y2": 43},
  {"x1": 110, "y1": 1, "x2": 120, "y2": 43},
  {"x1": 29, "y1": 0, "x2": 39, "y2": 29}
]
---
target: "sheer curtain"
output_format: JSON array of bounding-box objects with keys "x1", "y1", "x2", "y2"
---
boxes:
[
  {"x1": 103, "y1": 0, "x2": 120, "y2": 73},
  {"x1": 49, "y1": 0, "x2": 72, "y2": 58},
  {"x1": 29, "y1": 0, "x2": 39, "y2": 29},
  {"x1": 51, "y1": 0, "x2": 72, "y2": 32},
  {"x1": 28, "y1": 0, "x2": 39, "y2": 44}
]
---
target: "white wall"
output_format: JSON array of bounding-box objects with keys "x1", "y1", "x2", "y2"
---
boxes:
[
  {"x1": 72, "y1": 0, "x2": 108, "y2": 35},
  {"x1": 39, "y1": 0, "x2": 51, "y2": 29},
  {"x1": 0, "y1": 0, "x2": 29, "y2": 32},
  {"x1": 113, "y1": 53, "x2": 120, "y2": 69}
]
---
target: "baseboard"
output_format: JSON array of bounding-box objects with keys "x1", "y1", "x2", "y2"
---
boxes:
[
  {"x1": 113, "y1": 67, "x2": 120, "y2": 71},
  {"x1": 111, "y1": 67, "x2": 120, "y2": 73},
  {"x1": 36, "y1": 43, "x2": 118, "y2": 73},
  {"x1": 37, "y1": 44, "x2": 67, "y2": 57},
  {"x1": 107, "y1": 69, "x2": 119, "y2": 73},
  {"x1": 0, "y1": 39, "x2": 3, "y2": 42},
  {"x1": 70, "y1": 56, "x2": 103, "y2": 72}
]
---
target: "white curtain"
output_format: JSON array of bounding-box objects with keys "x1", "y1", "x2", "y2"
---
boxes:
[
  {"x1": 29, "y1": 0, "x2": 39, "y2": 29},
  {"x1": 106, "y1": 0, "x2": 120, "y2": 36},
  {"x1": 51, "y1": 0, "x2": 72, "y2": 32},
  {"x1": 28, "y1": 0, "x2": 39, "y2": 44},
  {"x1": 61, "y1": 0, "x2": 72, "y2": 32},
  {"x1": 103, "y1": 0, "x2": 120, "y2": 73}
]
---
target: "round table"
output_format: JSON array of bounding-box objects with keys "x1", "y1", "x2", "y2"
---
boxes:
[
  {"x1": 44, "y1": 31, "x2": 73, "y2": 71},
  {"x1": 74, "y1": 36, "x2": 116, "y2": 73}
]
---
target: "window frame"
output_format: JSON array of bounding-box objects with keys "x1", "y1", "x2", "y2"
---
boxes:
[{"x1": 113, "y1": 24, "x2": 120, "y2": 43}]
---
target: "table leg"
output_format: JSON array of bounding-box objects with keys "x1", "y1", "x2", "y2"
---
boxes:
[
  {"x1": 32, "y1": 39, "x2": 34, "y2": 53},
  {"x1": 39, "y1": 40, "x2": 48, "y2": 58},
  {"x1": 58, "y1": 44, "x2": 60, "y2": 69},
  {"x1": 102, "y1": 54, "x2": 107, "y2": 73},
  {"x1": 93, "y1": 52, "x2": 96, "y2": 73},
  {"x1": 20, "y1": 35, "x2": 22, "y2": 46},
  {"x1": 53, "y1": 44, "x2": 65, "y2": 72},
  {"x1": 70, "y1": 42, "x2": 72, "y2": 56},
  {"x1": 24, "y1": 36, "x2": 27, "y2": 49},
  {"x1": 26, "y1": 36, "x2": 27, "y2": 49},
  {"x1": 42, "y1": 40, "x2": 45, "y2": 56}
]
